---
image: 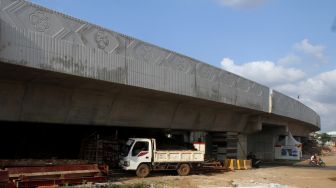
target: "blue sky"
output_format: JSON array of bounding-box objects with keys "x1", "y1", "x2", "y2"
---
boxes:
[{"x1": 29, "y1": 0, "x2": 336, "y2": 132}]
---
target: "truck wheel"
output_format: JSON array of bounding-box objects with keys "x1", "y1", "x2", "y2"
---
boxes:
[
  {"x1": 177, "y1": 164, "x2": 190, "y2": 176},
  {"x1": 136, "y1": 164, "x2": 150, "y2": 178}
]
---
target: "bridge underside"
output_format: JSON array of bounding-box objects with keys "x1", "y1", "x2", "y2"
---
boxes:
[
  {"x1": 0, "y1": 62, "x2": 316, "y2": 136},
  {"x1": 0, "y1": 62, "x2": 256, "y2": 132}
]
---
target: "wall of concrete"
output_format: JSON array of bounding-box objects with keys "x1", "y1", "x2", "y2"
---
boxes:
[
  {"x1": 247, "y1": 124, "x2": 289, "y2": 161},
  {"x1": 272, "y1": 91, "x2": 320, "y2": 128},
  {"x1": 0, "y1": 0, "x2": 269, "y2": 113},
  {"x1": 247, "y1": 132, "x2": 275, "y2": 161},
  {"x1": 237, "y1": 134, "x2": 247, "y2": 159},
  {"x1": 0, "y1": 0, "x2": 321, "y2": 133},
  {"x1": 0, "y1": 63, "x2": 258, "y2": 132}
]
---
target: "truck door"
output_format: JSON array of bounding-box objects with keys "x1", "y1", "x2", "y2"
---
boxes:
[{"x1": 129, "y1": 140, "x2": 152, "y2": 169}]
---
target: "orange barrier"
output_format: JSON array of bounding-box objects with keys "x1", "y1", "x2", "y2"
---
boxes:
[
  {"x1": 236, "y1": 159, "x2": 243, "y2": 170},
  {"x1": 244, "y1": 159, "x2": 252, "y2": 169},
  {"x1": 223, "y1": 159, "x2": 236, "y2": 170},
  {"x1": 223, "y1": 159, "x2": 252, "y2": 170}
]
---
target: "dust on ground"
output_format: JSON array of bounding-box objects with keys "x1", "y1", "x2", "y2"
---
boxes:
[{"x1": 114, "y1": 154, "x2": 336, "y2": 188}]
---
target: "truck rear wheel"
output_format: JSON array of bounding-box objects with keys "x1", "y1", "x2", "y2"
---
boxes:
[
  {"x1": 177, "y1": 163, "x2": 190, "y2": 176},
  {"x1": 136, "y1": 164, "x2": 150, "y2": 178}
]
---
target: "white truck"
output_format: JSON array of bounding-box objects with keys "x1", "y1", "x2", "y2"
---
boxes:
[{"x1": 119, "y1": 138, "x2": 205, "y2": 177}]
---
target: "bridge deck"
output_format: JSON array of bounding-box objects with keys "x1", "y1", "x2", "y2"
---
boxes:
[{"x1": 0, "y1": 0, "x2": 320, "y2": 132}]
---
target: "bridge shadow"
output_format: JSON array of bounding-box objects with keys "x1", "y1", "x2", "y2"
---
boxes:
[
  {"x1": 261, "y1": 162, "x2": 336, "y2": 171},
  {"x1": 109, "y1": 168, "x2": 230, "y2": 182}
]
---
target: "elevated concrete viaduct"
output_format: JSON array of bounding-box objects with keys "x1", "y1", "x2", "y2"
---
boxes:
[{"x1": 0, "y1": 0, "x2": 320, "y2": 161}]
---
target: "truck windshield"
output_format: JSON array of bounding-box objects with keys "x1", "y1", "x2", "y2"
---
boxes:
[{"x1": 121, "y1": 139, "x2": 134, "y2": 157}]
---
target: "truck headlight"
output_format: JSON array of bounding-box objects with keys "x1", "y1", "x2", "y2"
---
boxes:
[{"x1": 124, "y1": 161, "x2": 130, "y2": 167}]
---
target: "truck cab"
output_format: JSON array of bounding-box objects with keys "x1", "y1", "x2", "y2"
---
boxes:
[{"x1": 119, "y1": 138, "x2": 153, "y2": 172}]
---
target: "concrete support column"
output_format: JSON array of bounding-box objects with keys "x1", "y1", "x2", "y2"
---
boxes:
[
  {"x1": 190, "y1": 131, "x2": 206, "y2": 142},
  {"x1": 237, "y1": 134, "x2": 247, "y2": 159}
]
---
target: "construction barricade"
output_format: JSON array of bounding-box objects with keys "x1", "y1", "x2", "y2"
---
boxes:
[{"x1": 223, "y1": 159, "x2": 252, "y2": 170}]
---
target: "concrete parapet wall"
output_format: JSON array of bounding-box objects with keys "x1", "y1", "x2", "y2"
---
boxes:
[{"x1": 272, "y1": 90, "x2": 320, "y2": 129}]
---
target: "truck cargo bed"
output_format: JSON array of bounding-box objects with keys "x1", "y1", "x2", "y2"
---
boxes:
[{"x1": 154, "y1": 150, "x2": 204, "y2": 163}]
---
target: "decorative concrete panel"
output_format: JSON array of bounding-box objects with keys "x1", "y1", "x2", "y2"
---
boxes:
[
  {"x1": 0, "y1": 0, "x2": 270, "y2": 112},
  {"x1": 0, "y1": 0, "x2": 320, "y2": 129}
]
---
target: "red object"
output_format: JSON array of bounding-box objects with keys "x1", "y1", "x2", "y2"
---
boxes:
[
  {"x1": 5, "y1": 164, "x2": 108, "y2": 187},
  {"x1": 137, "y1": 151, "x2": 149, "y2": 157},
  {"x1": 0, "y1": 170, "x2": 15, "y2": 188},
  {"x1": 0, "y1": 170, "x2": 9, "y2": 183}
]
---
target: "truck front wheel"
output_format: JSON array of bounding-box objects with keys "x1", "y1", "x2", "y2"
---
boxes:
[
  {"x1": 136, "y1": 163, "x2": 150, "y2": 178},
  {"x1": 177, "y1": 163, "x2": 190, "y2": 176}
]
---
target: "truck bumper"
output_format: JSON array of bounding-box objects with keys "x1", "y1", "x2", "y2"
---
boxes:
[{"x1": 119, "y1": 160, "x2": 131, "y2": 170}]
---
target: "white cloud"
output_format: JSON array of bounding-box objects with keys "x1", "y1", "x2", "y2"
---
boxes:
[
  {"x1": 220, "y1": 58, "x2": 306, "y2": 86},
  {"x1": 294, "y1": 39, "x2": 326, "y2": 60},
  {"x1": 216, "y1": 0, "x2": 268, "y2": 9},
  {"x1": 275, "y1": 70, "x2": 336, "y2": 132},
  {"x1": 277, "y1": 54, "x2": 302, "y2": 65},
  {"x1": 276, "y1": 70, "x2": 336, "y2": 102},
  {"x1": 219, "y1": 59, "x2": 336, "y2": 132},
  {"x1": 219, "y1": 39, "x2": 335, "y2": 132}
]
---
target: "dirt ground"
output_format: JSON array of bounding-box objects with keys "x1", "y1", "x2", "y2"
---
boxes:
[{"x1": 115, "y1": 154, "x2": 336, "y2": 188}]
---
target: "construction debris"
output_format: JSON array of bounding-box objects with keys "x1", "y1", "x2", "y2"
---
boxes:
[
  {"x1": 0, "y1": 170, "x2": 10, "y2": 188},
  {"x1": 1, "y1": 163, "x2": 108, "y2": 188}
]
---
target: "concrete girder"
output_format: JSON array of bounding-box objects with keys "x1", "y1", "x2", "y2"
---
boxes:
[{"x1": 0, "y1": 0, "x2": 320, "y2": 133}]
